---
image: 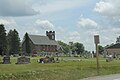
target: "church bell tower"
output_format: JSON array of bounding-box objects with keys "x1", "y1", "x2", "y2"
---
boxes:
[{"x1": 46, "y1": 31, "x2": 55, "y2": 40}]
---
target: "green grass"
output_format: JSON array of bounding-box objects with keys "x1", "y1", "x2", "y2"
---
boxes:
[{"x1": 0, "y1": 56, "x2": 120, "y2": 80}]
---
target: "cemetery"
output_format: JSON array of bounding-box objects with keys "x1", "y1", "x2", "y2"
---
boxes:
[
  {"x1": 1, "y1": 0, "x2": 120, "y2": 79},
  {"x1": 1, "y1": 25, "x2": 120, "y2": 80},
  {"x1": 0, "y1": 56, "x2": 120, "y2": 80}
]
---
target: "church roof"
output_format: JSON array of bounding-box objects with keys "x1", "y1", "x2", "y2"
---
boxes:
[
  {"x1": 28, "y1": 34, "x2": 59, "y2": 45},
  {"x1": 106, "y1": 43, "x2": 120, "y2": 49}
]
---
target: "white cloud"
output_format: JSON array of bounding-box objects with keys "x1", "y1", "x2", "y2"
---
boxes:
[
  {"x1": 0, "y1": 0, "x2": 39, "y2": 16},
  {"x1": 93, "y1": 0, "x2": 120, "y2": 48},
  {"x1": 94, "y1": 0, "x2": 120, "y2": 17},
  {"x1": 67, "y1": 31, "x2": 81, "y2": 42},
  {"x1": 35, "y1": 20, "x2": 54, "y2": 30},
  {"x1": 94, "y1": 1, "x2": 114, "y2": 15},
  {"x1": 33, "y1": 0, "x2": 86, "y2": 13},
  {"x1": 78, "y1": 18, "x2": 98, "y2": 29},
  {"x1": 70, "y1": 31, "x2": 80, "y2": 36},
  {"x1": 102, "y1": 27, "x2": 120, "y2": 34},
  {"x1": 0, "y1": 18, "x2": 17, "y2": 31},
  {"x1": 0, "y1": 19, "x2": 10, "y2": 25}
]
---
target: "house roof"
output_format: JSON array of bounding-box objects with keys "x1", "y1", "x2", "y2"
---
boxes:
[
  {"x1": 106, "y1": 43, "x2": 120, "y2": 49},
  {"x1": 28, "y1": 34, "x2": 59, "y2": 46}
]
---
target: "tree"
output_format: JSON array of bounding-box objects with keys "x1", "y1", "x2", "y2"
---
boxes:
[
  {"x1": 7, "y1": 30, "x2": 13, "y2": 55},
  {"x1": 24, "y1": 32, "x2": 31, "y2": 54},
  {"x1": 74, "y1": 42, "x2": 85, "y2": 55},
  {"x1": 0, "y1": 24, "x2": 7, "y2": 55},
  {"x1": 7, "y1": 29, "x2": 20, "y2": 55},
  {"x1": 116, "y1": 36, "x2": 120, "y2": 43},
  {"x1": 57, "y1": 41, "x2": 70, "y2": 54},
  {"x1": 98, "y1": 45, "x2": 104, "y2": 55}
]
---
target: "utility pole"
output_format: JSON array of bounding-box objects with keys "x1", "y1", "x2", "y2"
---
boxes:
[{"x1": 94, "y1": 35, "x2": 100, "y2": 75}]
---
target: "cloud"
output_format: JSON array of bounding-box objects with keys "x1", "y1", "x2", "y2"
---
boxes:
[
  {"x1": 94, "y1": 0, "x2": 120, "y2": 16},
  {"x1": 0, "y1": 0, "x2": 39, "y2": 16},
  {"x1": 102, "y1": 27, "x2": 120, "y2": 34},
  {"x1": 78, "y1": 18, "x2": 98, "y2": 29},
  {"x1": 69, "y1": 31, "x2": 80, "y2": 37},
  {"x1": 66, "y1": 31, "x2": 81, "y2": 42},
  {"x1": 93, "y1": 0, "x2": 120, "y2": 48},
  {"x1": 33, "y1": 0, "x2": 86, "y2": 13},
  {"x1": 94, "y1": 1, "x2": 114, "y2": 15},
  {"x1": 0, "y1": 19, "x2": 11, "y2": 25},
  {"x1": 94, "y1": 0, "x2": 120, "y2": 28},
  {"x1": 35, "y1": 20, "x2": 54, "y2": 30},
  {"x1": 0, "y1": 18, "x2": 17, "y2": 31}
]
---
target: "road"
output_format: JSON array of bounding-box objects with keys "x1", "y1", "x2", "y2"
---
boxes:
[{"x1": 81, "y1": 74, "x2": 120, "y2": 80}]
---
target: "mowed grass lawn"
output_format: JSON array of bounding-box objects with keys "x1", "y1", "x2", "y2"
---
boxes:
[{"x1": 0, "y1": 57, "x2": 120, "y2": 80}]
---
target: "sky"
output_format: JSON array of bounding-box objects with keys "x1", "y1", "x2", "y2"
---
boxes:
[{"x1": 0, "y1": 0, "x2": 120, "y2": 51}]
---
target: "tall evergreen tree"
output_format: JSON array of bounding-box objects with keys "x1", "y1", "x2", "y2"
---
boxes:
[
  {"x1": 7, "y1": 30, "x2": 13, "y2": 54},
  {"x1": 7, "y1": 29, "x2": 20, "y2": 55},
  {"x1": 0, "y1": 24, "x2": 7, "y2": 55},
  {"x1": 24, "y1": 32, "x2": 31, "y2": 54},
  {"x1": 12, "y1": 29, "x2": 20, "y2": 54}
]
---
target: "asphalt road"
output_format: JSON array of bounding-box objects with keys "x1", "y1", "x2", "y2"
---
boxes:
[{"x1": 81, "y1": 74, "x2": 120, "y2": 80}]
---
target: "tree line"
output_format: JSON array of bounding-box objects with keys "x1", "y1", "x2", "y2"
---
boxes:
[
  {"x1": 0, "y1": 24, "x2": 20, "y2": 56},
  {"x1": 57, "y1": 41, "x2": 85, "y2": 55},
  {"x1": 2, "y1": 23, "x2": 119, "y2": 56},
  {"x1": 0, "y1": 24, "x2": 104, "y2": 56},
  {"x1": 0, "y1": 24, "x2": 87, "y2": 56},
  {"x1": 57, "y1": 41, "x2": 106, "y2": 56}
]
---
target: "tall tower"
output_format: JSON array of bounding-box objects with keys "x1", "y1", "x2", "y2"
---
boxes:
[{"x1": 46, "y1": 31, "x2": 55, "y2": 40}]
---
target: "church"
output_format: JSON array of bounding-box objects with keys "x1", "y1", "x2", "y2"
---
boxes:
[
  {"x1": 105, "y1": 43, "x2": 120, "y2": 56},
  {"x1": 22, "y1": 31, "x2": 61, "y2": 55}
]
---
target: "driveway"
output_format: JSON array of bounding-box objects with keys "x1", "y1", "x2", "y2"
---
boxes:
[{"x1": 81, "y1": 74, "x2": 120, "y2": 80}]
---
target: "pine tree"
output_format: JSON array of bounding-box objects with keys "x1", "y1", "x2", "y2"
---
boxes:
[
  {"x1": 0, "y1": 24, "x2": 7, "y2": 55},
  {"x1": 24, "y1": 32, "x2": 31, "y2": 54},
  {"x1": 7, "y1": 29, "x2": 20, "y2": 55},
  {"x1": 12, "y1": 29, "x2": 20, "y2": 54},
  {"x1": 7, "y1": 30, "x2": 13, "y2": 54}
]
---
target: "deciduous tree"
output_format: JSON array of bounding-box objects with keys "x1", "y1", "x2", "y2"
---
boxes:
[
  {"x1": 98, "y1": 45, "x2": 104, "y2": 55},
  {"x1": 57, "y1": 41, "x2": 70, "y2": 54},
  {"x1": 74, "y1": 42, "x2": 85, "y2": 55}
]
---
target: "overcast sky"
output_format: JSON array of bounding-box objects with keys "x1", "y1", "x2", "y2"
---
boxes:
[{"x1": 0, "y1": 0, "x2": 120, "y2": 51}]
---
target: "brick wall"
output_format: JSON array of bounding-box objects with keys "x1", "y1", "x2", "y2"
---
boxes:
[{"x1": 34, "y1": 45, "x2": 57, "y2": 53}]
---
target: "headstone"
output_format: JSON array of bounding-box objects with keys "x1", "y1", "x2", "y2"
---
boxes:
[
  {"x1": 38, "y1": 56, "x2": 55, "y2": 63},
  {"x1": 2, "y1": 56, "x2": 11, "y2": 64},
  {"x1": 16, "y1": 56, "x2": 30, "y2": 64},
  {"x1": 106, "y1": 55, "x2": 113, "y2": 62}
]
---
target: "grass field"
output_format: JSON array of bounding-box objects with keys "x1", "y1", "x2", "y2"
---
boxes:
[{"x1": 0, "y1": 56, "x2": 120, "y2": 80}]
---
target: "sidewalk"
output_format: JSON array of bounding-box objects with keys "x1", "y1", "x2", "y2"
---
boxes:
[{"x1": 81, "y1": 74, "x2": 120, "y2": 80}]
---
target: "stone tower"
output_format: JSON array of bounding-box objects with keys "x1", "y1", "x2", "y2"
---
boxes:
[{"x1": 46, "y1": 31, "x2": 55, "y2": 40}]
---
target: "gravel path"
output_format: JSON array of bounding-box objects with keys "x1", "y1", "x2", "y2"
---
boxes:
[{"x1": 81, "y1": 74, "x2": 120, "y2": 80}]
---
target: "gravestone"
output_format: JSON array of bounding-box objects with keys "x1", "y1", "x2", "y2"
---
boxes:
[
  {"x1": 16, "y1": 56, "x2": 30, "y2": 64},
  {"x1": 2, "y1": 56, "x2": 11, "y2": 64},
  {"x1": 106, "y1": 55, "x2": 113, "y2": 62}
]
